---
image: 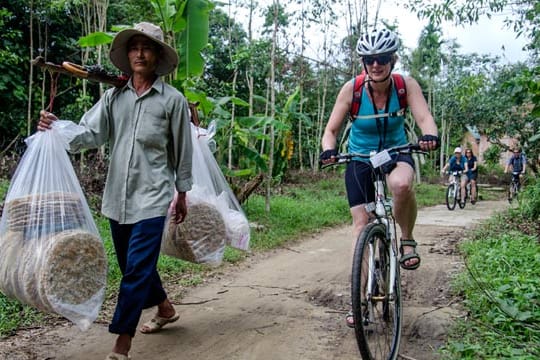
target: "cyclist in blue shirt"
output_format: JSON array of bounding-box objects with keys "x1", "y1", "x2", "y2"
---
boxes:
[
  {"x1": 505, "y1": 148, "x2": 527, "y2": 190},
  {"x1": 442, "y1": 147, "x2": 467, "y2": 206}
]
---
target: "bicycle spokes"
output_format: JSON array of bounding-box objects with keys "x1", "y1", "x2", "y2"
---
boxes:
[
  {"x1": 446, "y1": 184, "x2": 458, "y2": 210},
  {"x1": 352, "y1": 223, "x2": 402, "y2": 360}
]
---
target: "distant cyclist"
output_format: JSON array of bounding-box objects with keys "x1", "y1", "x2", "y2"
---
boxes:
[
  {"x1": 442, "y1": 147, "x2": 467, "y2": 206},
  {"x1": 504, "y1": 147, "x2": 527, "y2": 190},
  {"x1": 464, "y1": 148, "x2": 478, "y2": 204}
]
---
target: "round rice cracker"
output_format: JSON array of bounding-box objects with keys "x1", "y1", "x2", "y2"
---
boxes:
[
  {"x1": 0, "y1": 231, "x2": 25, "y2": 300},
  {"x1": 164, "y1": 202, "x2": 227, "y2": 264},
  {"x1": 39, "y1": 230, "x2": 107, "y2": 310}
]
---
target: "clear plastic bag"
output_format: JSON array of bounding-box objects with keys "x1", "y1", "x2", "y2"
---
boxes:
[
  {"x1": 161, "y1": 122, "x2": 251, "y2": 265},
  {"x1": 0, "y1": 121, "x2": 107, "y2": 331},
  {"x1": 190, "y1": 122, "x2": 250, "y2": 250},
  {"x1": 161, "y1": 189, "x2": 227, "y2": 266}
]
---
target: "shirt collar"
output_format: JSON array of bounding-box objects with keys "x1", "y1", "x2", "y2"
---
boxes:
[{"x1": 126, "y1": 76, "x2": 164, "y2": 95}]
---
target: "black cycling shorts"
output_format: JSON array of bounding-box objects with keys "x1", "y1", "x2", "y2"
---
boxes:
[
  {"x1": 467, "y1": 171, "x2": 478, "y2": 181},
  {"x1": 345, "y1": 153, "x2": 414, "y2": 208}
]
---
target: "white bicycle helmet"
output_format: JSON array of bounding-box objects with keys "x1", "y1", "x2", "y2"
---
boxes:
[{"x1": 356, "y1": 28, "x2": 400, "y2": 56}]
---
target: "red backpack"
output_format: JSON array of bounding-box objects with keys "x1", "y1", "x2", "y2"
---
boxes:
[
  {"x1": 350, "y1": 72, "x2": 408, "y2": 119},
  {"x1": 338, "y1": 72, "x2": 408, "y2": 151}
]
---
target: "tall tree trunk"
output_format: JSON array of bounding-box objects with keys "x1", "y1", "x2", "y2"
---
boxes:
[
  {"x1": 298, "y1": 0, "x2": 305, "y2": 171},
  {"x1": 247, "y1": 0, "x2": 255, "y2": 118},
  {"x1": 26, "y1": 0, "x2": 34, "y2": 136},
  {"x1": 440, "y1": 110, "x2": 447, "y2": 175},
  {"x1": 228, "y1": 70, "x2": 238, "y2": 170},
  {"x1": 265, "y1": 1, "x2": 279, "y2": 213}
]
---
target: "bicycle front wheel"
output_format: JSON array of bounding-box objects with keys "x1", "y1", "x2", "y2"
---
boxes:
[
  {"x1": 446, "y1": 184, "x2": 457, "y2": 210},
  {"x1": 351, "y1": 223, "x2": 402, "y2": 360},
  {"x1": 508, "y1": 182, "x2": 518, "y2": 203}
]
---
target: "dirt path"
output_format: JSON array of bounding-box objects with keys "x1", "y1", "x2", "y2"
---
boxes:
[{"x1": 0, "y1": 200, "x2": 509, "y2": 360}]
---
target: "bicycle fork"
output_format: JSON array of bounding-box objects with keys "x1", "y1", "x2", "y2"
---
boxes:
[{"x1": 365, "y1": 217, "x2": 397, "y2": 324}]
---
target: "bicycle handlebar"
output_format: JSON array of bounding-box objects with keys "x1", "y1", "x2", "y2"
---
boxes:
[{"x1": 320, "y1": 143, "x2": 426, "y2": 169}]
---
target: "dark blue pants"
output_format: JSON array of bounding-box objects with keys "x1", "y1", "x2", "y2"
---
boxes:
[{"x1": 108, "y1": 216, "x2": 167, "y2": 337}]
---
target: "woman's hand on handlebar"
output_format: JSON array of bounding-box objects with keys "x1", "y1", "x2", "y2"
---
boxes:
[
  {"x1": 418, "y1": 134, "x2": 439, "y2": 151},
  {"x1": 38, "y1": 110, "x2": 58, "y2": 131},
  {"x1": 319, "y1": 149, "x2": 338, "y2": 166}
]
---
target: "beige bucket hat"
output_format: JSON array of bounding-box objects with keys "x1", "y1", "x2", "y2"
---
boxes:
[{"x1": 109, "y1": 22, "x2": 179, "y2": 76}]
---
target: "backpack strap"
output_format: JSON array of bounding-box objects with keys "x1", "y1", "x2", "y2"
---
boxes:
[
  {"x1": 349, "y1": 73, "x2": 408, "y2": 120},
  {"x1": 350, "y1": 73, "x2": 366, "y2": 119},
  {"x1": 392, "y1": 73, "x2": 408, "y2": 111}
]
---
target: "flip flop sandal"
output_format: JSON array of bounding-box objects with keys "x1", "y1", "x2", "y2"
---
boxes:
[
  {"x1": 399, "y1": 239, "x2": 421, "y2": 270},
  {"x1": 105, "y1": 352, "x2": 131, "y2": 360},
  {"x1": 139, "y1": 312, "x2": 180, "y2": 334}
]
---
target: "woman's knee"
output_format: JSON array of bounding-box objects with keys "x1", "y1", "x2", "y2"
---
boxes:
[
  {"x1": 389, "y1": 178, "x2": 413, "y2": 199},
  {"x1": 388, "y1": 164, "x2": 414, "y2": 195}
]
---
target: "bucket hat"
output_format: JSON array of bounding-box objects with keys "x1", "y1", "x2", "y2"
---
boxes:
[{"x1": 109, "y1": 22, "x2": 179, "y2": 76}]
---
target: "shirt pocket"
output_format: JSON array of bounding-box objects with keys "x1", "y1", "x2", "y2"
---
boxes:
[{"x1": 138, "y1": 103, "x2": 169, "y2": 148}]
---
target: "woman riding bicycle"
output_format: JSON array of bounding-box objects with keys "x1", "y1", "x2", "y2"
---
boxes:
[
  {"x1": 464, "y1": 148, "x2": 478, "y2": 204},
  {"x1": 319, "y1": 27, "x2": 438, "y2": 327}
]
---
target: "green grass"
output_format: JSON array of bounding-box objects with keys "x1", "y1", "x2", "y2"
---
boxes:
[
  {"x1": 243, "y1": 176, "x2": 350, "y2": 249},
  {"x1": 440, "y1": 181, "x2": 540, "y2": 359},
  {"x1": 0, "y1": 180, "x2": 8, "y2": 197}
]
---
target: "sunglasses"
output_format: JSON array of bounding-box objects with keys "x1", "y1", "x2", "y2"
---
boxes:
[{"x1": 363, "y1": 54, "x2": 393, "y2": 66}]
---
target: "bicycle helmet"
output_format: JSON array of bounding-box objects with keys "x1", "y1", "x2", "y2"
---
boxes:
[{"x1": 356, "y1": 28, "x2": 400, "y2": 56}]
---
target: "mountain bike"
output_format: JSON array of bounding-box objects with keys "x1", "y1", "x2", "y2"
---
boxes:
[
  {"x1": 445, "y1": 171, "x2": 465, "y2": 210},
  {"x1": 507, "y1": 171, "x2": 521, "y2": 203},
  {"x1": 322, "y1": 143, "x2": 425, "y2": 360}
]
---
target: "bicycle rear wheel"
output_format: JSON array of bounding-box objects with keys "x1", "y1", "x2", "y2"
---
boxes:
[
  {"x1": 446, "y1": 184, "x2": 457, "y2": 210},
  {"x1": 351, "y1": 223, "x2": 402, "y2": 360},
  {"x1": 458, "y1": 189, "x2": 466, "y2": 208}
]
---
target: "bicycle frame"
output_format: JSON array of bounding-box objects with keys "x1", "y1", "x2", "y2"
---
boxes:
[
  {"x1": 367, "y1": 179, "x2": 398, "y2": 302},
  {"x1": 508, "y1": 171, "x2": 521, "y2": 203},
  {"x1": 362, "y1": 178, "x2": 399, "y2": 326},
  {"x1": 449, "y1": 171, "x2": 462, "y2": 197}
]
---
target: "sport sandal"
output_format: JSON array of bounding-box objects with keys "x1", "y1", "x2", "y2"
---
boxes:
[{"x1": 399, "y1": 239, "x2": 421, "y2": 270}]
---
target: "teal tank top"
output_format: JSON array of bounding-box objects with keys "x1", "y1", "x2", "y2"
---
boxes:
[{"x1": 348, "y1": 81, "x2": 407, "y2": 157}]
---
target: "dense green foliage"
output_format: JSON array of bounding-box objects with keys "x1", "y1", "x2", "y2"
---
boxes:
[
  {"x1": 444, "y1": 231, "x2": 539, "y2": 359},
  {"x1": 442, "y1": 179, "x2": 540, "y2": 359},
  {"x1": 2, "y1": 0, "x2": 538, "y2": 182}
]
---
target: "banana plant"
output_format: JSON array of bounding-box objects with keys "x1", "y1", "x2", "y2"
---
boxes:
[
  {"x1": 149, "y1": 0, "x2": 212, "y2": 81},
  {"x1": 78, "y1": 0, "x2": 212, "y2": 82}
]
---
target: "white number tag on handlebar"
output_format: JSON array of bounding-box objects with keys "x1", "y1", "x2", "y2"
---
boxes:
[{"x1": 370, "y1": 149, "x2": 392, "y2": 168}]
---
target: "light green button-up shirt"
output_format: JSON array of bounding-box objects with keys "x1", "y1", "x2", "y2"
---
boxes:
[{"x1": 69, "y1": 77, "x2": 193, "y2": 224}]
